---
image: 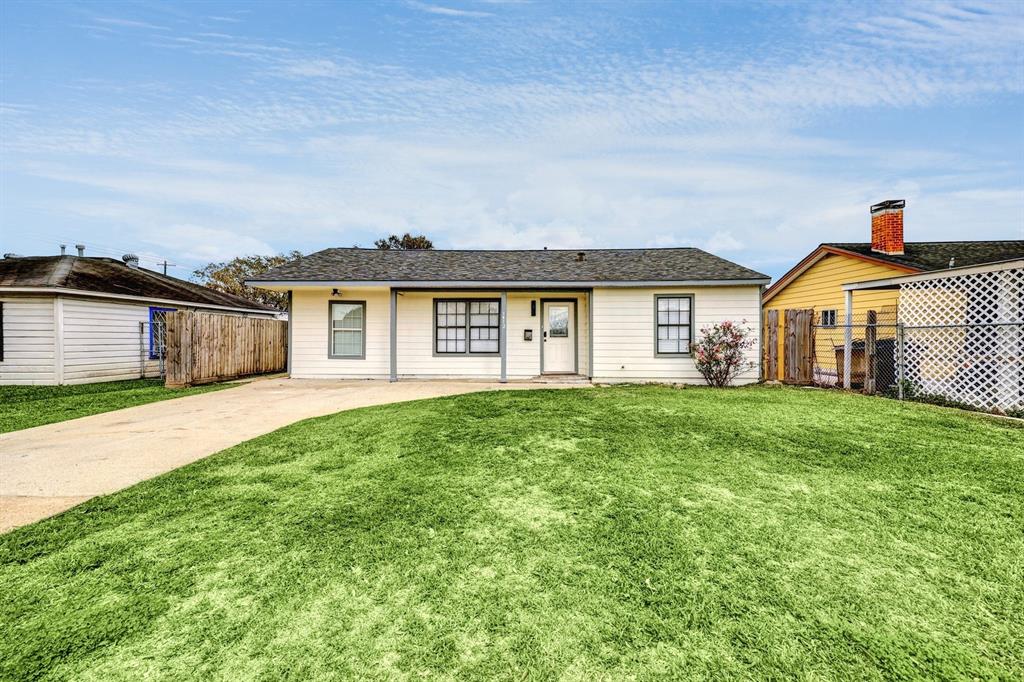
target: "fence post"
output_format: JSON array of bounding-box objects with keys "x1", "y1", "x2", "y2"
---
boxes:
[
  {"x1": 864, "y1": 310, "x2": 877, "y2": 394},
  {"x1": 896, "y1": 322, "x2": 905, "y2": 400},
  {"x1": 843, "y1": 290, "x2": 853, "y2": 389}
]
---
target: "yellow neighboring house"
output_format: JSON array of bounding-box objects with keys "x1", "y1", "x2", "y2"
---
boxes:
[{"x1": 762, "y1": 199, "x2": 1024, "y2": 382}]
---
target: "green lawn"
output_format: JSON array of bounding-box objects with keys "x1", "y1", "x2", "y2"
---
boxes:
[
  {"x1": 0, "y1": 379, "x2": 234, "y2": 433},
  {"x1": 1, "y1": 386, "x2": 1021, "y2": 680}
]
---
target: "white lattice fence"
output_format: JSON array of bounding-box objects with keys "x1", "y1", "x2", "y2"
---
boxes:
[{"x1": 899, "y1": 265, "x2": 1023, "y2": 412}]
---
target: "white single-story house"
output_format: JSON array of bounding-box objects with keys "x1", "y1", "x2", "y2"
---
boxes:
[
  {"x1": 248, "y1": 247, "x2": 769, "y2": 384},
  {"x1": 0, "y1": 252, "x2": 279, "y2": 385}
]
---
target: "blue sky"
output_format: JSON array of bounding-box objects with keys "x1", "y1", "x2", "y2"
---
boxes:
[{"x1": 1, "y1": 0, "x2": 1022, "y2": 280}]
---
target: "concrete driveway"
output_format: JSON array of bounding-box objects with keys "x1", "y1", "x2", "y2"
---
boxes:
[{"x1": 0, "y1": 378, "x2": 584, "y2": 533}]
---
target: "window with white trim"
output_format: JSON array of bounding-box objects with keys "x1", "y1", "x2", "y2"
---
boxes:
[
  {"x1": 329, "y1": 301, "x2": 365, "y2": 358},
  {"x1": 820, "y1": 309, "x2": 837, "y2": 327},
  {"x1": 655, "y1": 295, "x2": 692, "y2": 355},
  {"x1": 435, "y1": 299, "x2": 500, "y2": 354}
]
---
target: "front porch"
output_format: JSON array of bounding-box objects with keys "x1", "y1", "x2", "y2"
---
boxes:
[{"x1": 386, "y1": 288, "x2": 594, "y2": 383}]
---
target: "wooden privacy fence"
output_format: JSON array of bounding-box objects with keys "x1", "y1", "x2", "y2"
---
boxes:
[
  {"x1": 763, "y1": 309, "x2": 779, "y2": 381},
  {"x1": 763, "y1": 308, "x2": 815, "y2": 384},
  {"x1": 165, "y1": 311, "x2": 287, "y2": 387}
]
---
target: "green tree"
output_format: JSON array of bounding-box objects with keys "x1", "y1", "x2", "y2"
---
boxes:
[
  {"x1": 374, "y1": 233, "x2": 434, "y2": 250},
  {"x1": 192, "y1": 251, "x2": 303, "y2": 309}
]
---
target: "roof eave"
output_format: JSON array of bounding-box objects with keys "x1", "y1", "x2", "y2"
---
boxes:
[
  {"x1": 246, "y1": 278, "x2": 770, "y2": 289},
  {"x1": 0, "y1": 286, "x2": 280, "y2": 314},
  {"x1": 842, "y1": 257, "x2": 1024, "y2": 291},
  {"x1": 762, "y1": 245, "x2": 920, "y2": 304}
]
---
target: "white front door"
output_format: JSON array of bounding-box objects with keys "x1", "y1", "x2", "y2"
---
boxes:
[{"x1": 542, "y1": 301, "x2": 576, "y2": 373}]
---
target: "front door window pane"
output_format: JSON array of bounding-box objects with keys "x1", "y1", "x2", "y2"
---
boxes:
[{"x1": 549, "y1": 307, "x2": 569, "y2": 337}]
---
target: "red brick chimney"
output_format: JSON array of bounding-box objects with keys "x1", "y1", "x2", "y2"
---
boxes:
[{"x1": 870, "y1": 199, "x2": 905, "y2": 255}]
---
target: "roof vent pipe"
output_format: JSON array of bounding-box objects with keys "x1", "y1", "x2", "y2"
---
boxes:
[
  {"x1": 75, "y1": 244, "x2": 85, "y2": 256},
  {"x1": 576, "y1": 251, "x2": 585, "y2": 262},
  {"x1": 60, "y1": 244, "x2": 66, "y2": 255},
  {"x1": 122, "y1": 253, "x2": 140, "y2": 269}
]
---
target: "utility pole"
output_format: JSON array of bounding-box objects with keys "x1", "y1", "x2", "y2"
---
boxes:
[{"x1": 158, "y1": 260, "x2": 175, "y2": 275}]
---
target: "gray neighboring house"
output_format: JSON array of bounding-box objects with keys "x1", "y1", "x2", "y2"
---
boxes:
[
  {"x1": 248, "y1": 247, "x2": 770, "y2": 384},
  {"x1": 0, "y1": 253, "x2": 278, "y2": 385}
]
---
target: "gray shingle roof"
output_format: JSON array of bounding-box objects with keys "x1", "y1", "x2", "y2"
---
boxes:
[
  {"x1": 0, "y1": 256, "x2": 278, "y2": 311},
  {"x1": 250, "y1": 248, "x2": 769, "y2": 284},
  {"x1": 825, "y1": 241, "x2": 1024, "y2": 272}
]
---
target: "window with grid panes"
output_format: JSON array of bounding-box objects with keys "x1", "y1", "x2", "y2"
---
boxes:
[
  {"x1": 655, "y1": 295, "x2": 692, "y2": 355},
  {"x1": 329, "y1": 301, "x2": 365, "y2": 358},
  {"x1": 468, "y1": 300, "x2": 500, "y2": 353},
  {"x1": 435, "y1": 299, "x2": 500, "y2": 354}
]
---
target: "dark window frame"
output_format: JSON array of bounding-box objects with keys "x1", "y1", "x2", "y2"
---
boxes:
[
  {"x1": 653, "y1": 294, "x2": 694, "y2": 358},
  {"x1": 328, "y1": 300, "x2": 367, "y2": 359},
  {"x1": 433, "y1": 298, "x2": 501, "y2": 356}
]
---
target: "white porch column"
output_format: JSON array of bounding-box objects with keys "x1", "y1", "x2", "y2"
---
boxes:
[
  {"x1": 389, "y1": 288, "x2": 398, "y2": 382},
  {"x1": 843, "y1": 289, "x2": 853, "y2": 389},
  {"x1": 499, "y1": 291, "x2": 508, "y2": 383},
  {"x1": 587, "y1": 289, "x2": 594, "y2": 379},
  {"x1": 286, "y1": 290, "x2": 293, "y2": 377}
]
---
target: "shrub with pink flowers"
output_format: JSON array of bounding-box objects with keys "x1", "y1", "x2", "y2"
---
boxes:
[{"x1": 693, "y1": 321, "x2": 756, "y2": 387}]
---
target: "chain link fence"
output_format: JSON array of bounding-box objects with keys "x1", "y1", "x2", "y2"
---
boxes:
[
  {"x1": 811, "y1": 311, "x2": 1023, "y2": 414},
  {"x1": 812, "y1": 310, "x2": 898, "y2": 393}
]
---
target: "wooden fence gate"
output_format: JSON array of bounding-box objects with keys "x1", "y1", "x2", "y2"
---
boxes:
[
  {"x1": 783, "y1": 308, "x2": 815, "y2": 384},
  {"x1": 764, "y1": 308, "x2": 815, "y2": 384},
  {"x1": 165, "y1": 311, "x2": 287, "y2": 387}
]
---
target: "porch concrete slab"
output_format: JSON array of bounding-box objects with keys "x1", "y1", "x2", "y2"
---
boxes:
[{"x1": 0, "y1": 378, "x2": 585, "y2": 533}]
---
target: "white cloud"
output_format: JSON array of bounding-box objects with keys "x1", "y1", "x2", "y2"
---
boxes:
[
  {"x1": 92, "y1": 17, "x2": 171, "y2": 31},
  {"x1": 704, "y1": 231, "x2": 743, "y2": 253},
  {"x1": 147, "y1": 225, "x2": 276, "y2": 262},
  {"x1": 406, "y1": 2, "x2": 493, "y2": 18},
  {"x1": 4, "y1": 1, "x2": 1021, "y2": 277}
]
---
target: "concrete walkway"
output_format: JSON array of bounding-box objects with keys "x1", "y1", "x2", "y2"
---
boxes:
[{"x1": 0, "y1": 378, "x2": 584, "y2": 533}]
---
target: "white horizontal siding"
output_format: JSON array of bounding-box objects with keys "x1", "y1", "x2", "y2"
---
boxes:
[
  {"x1": 397, "y1": 292, "x2": 503, "y2": 379},
  {"x1": 506, "y1": 292, "x2": 589, "y2": 378},
  {"x1": 0, "y1": 296, "x2": 57, "y2": 385},
  {"x1": 2, "y1": 293, "x2": 277, "y2": 385},
  {"x1": 289, "y1": 285, "x2": 760, "y2": 384},
  {"x1": 289, "y1": 287, "x2": 390, "y2": 379},
  {"x1": 288, "y1": 288, "x2": 591, "y2": 380},
  {"x1": 60, "y1": 298, "x2": 161, "y2": 383},
  {"x1": 591, "y1": 286, "x2": 761, "y2": 385}
]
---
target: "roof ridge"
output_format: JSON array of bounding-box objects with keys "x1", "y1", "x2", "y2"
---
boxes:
[
  {"x1": 325, "y1": 246, "x2": 702, "y2": 253},
  {"x1": 47, "y1": 256, "x2": 76, "y2": 286},
  {"x1": 825, "y1": 240, "x2": 1024, "y2": 246}
]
